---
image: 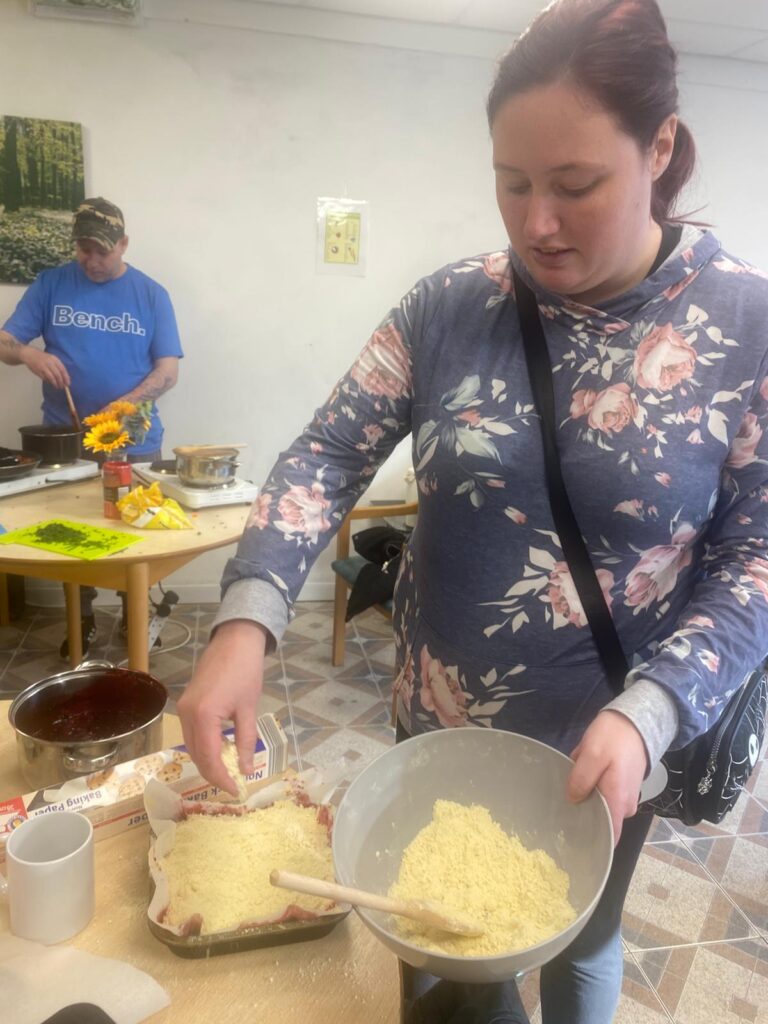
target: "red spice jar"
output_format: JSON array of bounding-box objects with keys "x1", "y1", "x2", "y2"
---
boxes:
[{"x1": 102, "y1": 458, "x2": 132, "y2": 519}]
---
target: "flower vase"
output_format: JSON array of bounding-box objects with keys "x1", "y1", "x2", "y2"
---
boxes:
[{"x1": 102, "y1": 454, "x2": 132, "y2": 520}]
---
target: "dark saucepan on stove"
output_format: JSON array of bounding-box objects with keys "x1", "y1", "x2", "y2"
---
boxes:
[
  {"x1": 9, "y1": 662, "x2": 167, "y2": 789},
  {"x1": 19, "y1": 424, "x2": 83, "y2": 465},
  {"x1": 149, "y1": 459, "x2": 178, "y2": 475},
  {"x1": 0, "y1": 446, "x2": 42, "y2": 481}
]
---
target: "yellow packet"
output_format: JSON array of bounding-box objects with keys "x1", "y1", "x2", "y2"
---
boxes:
[{"x1": 116, "y1": 481, "x2": 193, "y2": 530}]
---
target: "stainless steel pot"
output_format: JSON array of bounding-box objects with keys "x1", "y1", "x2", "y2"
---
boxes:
[
  {"x1": 8, "y1": 661, "x2": 167, "y2": 790},
  {"x1": 19, "y1": 424, "x2": 83, "y2": 465},
  {"x1": 175, "y1": 449, "x2": 239, "y2": 488}
]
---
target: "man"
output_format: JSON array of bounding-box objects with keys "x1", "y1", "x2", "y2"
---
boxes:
[{"x1": 0, "y1": 197, "x2": 183, "y2": 655}]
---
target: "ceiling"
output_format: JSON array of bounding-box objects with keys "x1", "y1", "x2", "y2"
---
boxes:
[{"x1": 256, "y1": 0, "x2": 768, "y2": 64}]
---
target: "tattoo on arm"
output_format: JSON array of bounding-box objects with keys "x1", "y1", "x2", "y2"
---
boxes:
[
  {"x1": 0, "y1": 330, "x2": 25, "y2": 365},
  {"x1": 118, "y1": 359, "x2": 179, "y2": 404},
  {"x1": 127, "y1": 370, "x2": 175, "y2": 402}
]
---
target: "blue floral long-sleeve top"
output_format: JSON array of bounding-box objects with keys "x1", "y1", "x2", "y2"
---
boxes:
[{"x1": 219, "y1": 228, "x2": 768, "y2": 756}]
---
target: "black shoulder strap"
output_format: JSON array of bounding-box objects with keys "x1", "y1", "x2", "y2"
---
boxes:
[{"x1": 512, "y1": 268, "x2": 630, "y2": 694}]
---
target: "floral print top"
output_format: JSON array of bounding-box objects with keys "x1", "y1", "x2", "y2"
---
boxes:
[{"x1": 221, "y1": 228, "x2": 768, "y2": 755}]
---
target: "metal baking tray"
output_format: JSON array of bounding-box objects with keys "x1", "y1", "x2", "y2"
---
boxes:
[
  {"x1": 147, "y1": 904, "x2": 350, "y2": 959},
  {"x1": 145, "y1": 770, "x2": 350, "y2": 957},
  {"x1": 146, "y1": 807, "x2": 350, "y2": 956}
]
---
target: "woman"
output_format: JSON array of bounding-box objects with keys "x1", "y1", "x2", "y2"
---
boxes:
[{"x1": 178, "y1": 1, "x2": 768, "y2": 1020}]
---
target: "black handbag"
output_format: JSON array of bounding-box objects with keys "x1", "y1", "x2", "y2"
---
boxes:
[
  {"x1": 352, "y1": 525, "x2": 410, "y2": 567},
  {"x1": 343, "y1": 525, "x2": 411, "y2": 622},
  {"x1": 513, "y1": 268, "x2": 768, "y2": 826}
]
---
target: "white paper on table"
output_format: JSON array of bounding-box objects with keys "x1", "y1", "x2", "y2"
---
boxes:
[{"x1": 0, "y1": 933, "x2": 170, "y2": 1024}]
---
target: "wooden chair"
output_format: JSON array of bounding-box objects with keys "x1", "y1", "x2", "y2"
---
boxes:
[
  {"x1": 0, "y1": 574, "x2": 10, "y2": 627},
  {"x1": 331, "y1": 501, "x2": 418, "y2": 666}
]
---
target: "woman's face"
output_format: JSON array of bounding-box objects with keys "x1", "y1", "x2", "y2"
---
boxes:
[{"x1": 492, "y1": 81, "x2": 675, "y2": 306}]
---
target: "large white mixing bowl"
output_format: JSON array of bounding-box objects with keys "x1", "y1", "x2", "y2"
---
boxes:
[{"x1": 333, "y1": 727, "x2": 613, "y2": 983}]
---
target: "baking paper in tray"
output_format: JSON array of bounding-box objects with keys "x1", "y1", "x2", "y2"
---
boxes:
[{"x1": 145, "y1": 765, "x2": 349, "y2": 939}]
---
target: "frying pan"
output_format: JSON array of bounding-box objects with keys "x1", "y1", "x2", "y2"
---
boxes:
[{"x1": 0, "y1": 446, "x2": 42, "y2": 481}]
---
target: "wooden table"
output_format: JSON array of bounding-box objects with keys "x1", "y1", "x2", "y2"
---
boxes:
[
  {"x1": 0, "y1": 478, "x2": 247, "y2": 671},
  {"x1": 0, "y1": 705, "x2": 401, "y2": 1023}
]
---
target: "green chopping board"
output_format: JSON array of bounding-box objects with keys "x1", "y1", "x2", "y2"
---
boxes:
[{"x1": 0, "y1": 518, "x2": 143, "y2": 560}]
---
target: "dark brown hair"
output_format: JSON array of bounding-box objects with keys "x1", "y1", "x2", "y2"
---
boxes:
[{"x1": 487, "y1": 0, "x2": 696, "y2": 224}]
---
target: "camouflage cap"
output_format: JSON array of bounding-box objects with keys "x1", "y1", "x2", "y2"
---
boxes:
[{"x1": 72, "y1": 197, "x2": 125, "y2": 250}]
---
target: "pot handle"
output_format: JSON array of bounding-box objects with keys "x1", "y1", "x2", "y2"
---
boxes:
[
  {"x1": 75, "y1": 658, "x2": 114, "y2": 671},
  {"x1": 62, "y1": 745, "x2": 120, "y2": 775}
]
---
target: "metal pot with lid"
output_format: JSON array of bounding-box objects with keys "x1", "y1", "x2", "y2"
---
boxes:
[
  {"x1": 8, "y1": 660, "x2": 167, "y2": 790},
  {"x1": 173, "y1": 445, "x2": 241, "y2": 488}
]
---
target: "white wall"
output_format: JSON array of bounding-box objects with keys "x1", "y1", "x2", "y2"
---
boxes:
[
  {"x1": 678, "y1": 56, "x2": 768, "y2": 260},
  {"x1": 0, "y1": 0, "x2": 766, "y2": 603}
]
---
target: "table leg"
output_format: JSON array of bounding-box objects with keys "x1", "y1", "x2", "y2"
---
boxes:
[
  {"x1": 64, "y1": 582, "x2": 82, "y2": 667},
  {"x1": 0, "y1": 573, "x2": 9, "y2": 627},
  {"x1": 126, "y1": 561, "x2": 150, "y2": 672}
]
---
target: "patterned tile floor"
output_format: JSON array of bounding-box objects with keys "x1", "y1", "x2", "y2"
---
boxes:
[{"x1": 2, "y1": 599, "x2": 767, "y2": 1022}]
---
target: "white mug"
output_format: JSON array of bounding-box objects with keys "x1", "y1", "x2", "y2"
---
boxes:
[{"x1": 0, "y1": 810, "x2": 94, "y2": 944}]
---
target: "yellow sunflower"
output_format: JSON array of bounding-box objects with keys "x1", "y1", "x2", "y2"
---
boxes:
[
  {"x1": 107, "y1": 400, "x2": 138, "y2": 418},
  {"x1": 83, "y1": 419, "x2": 132, "y2": 454},
  {"x1": 82, "y1": 410, "x2": 115, "y2": 428}
]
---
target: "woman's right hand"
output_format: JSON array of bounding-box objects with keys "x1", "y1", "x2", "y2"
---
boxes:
[{"x1": 176, "y1": 619, "x2": 269, "y2": 796}]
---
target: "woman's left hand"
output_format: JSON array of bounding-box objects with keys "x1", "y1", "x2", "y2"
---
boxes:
[{"x1": 568, "y1": 710, "x2": 648, "y2": 845}]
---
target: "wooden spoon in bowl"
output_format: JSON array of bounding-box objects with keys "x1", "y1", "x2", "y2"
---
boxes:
[{"x1": 270, "y1": 869, "x2": 484, "y2": 937}]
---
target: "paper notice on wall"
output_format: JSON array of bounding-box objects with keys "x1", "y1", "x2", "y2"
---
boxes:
[{"x1": 316, "y1": 197, "x2": 368, "y2": 276}]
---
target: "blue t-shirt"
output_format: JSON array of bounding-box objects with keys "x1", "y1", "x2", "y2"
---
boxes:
[{"x1": 4, "y1": 262, "x2": 183, "y2": 455}]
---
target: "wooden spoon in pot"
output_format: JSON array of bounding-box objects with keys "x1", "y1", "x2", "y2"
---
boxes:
[
  {"x1": 270, "y1": 869, "x2": 484, "y2": 937},
  {"x1": 64, "y1": 387, "x2": 81, "y2": 432}
]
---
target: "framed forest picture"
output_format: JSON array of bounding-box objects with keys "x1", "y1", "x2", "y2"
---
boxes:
[{"x1": 0, "y1": 115, "x2": 86, "y2": 285}]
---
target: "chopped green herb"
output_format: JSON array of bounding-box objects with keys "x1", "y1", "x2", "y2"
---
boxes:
[{"x1": 31, "y1": 523, "x2": 104, "y2": 550}]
